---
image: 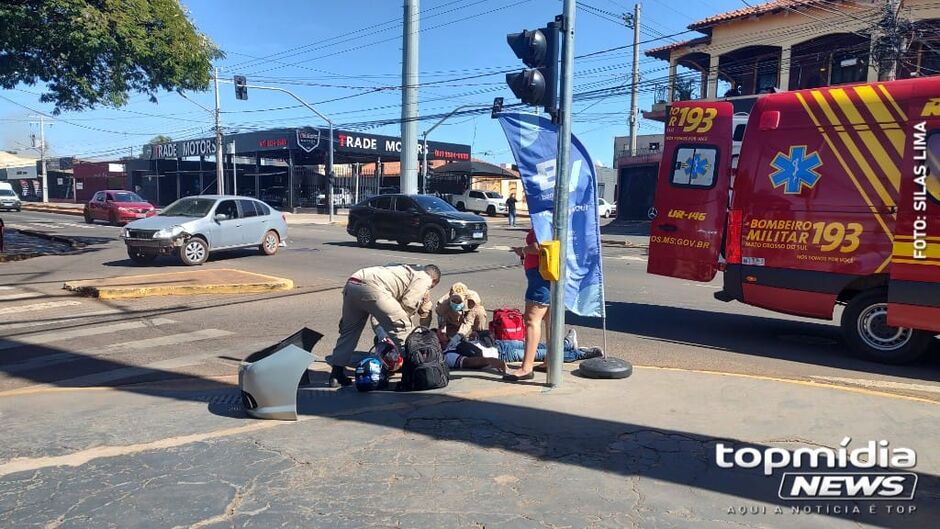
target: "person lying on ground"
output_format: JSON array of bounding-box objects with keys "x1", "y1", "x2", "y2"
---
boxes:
[{"x1": 439, "y1": 329, "x2": 603, "y2": 371}]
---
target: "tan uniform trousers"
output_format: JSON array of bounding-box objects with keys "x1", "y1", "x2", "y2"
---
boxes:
[{"x1": 330, "y1": 281, "x2": 413, "y2": 368}]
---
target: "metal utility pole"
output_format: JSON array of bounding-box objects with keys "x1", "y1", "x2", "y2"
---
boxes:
[
  {"x1": 213, "y1": 67, "x2": 224, "y2": 194},
  {"x1": 28, "y1": 114, "x2": 51, "y2": 202},
  {"x1": 422, "y1": 104, "x2": 478, "y2": 195},
  {"x1": 230, "y1": 141, "x2": 237, "y2": 195},
  {"x1": 626, "y1": 4, "x2": 641, "y2": 156},
  {"x1": 400, "y1": 0, "x2": 420, "y2": 194},
  {"x1": 547, "y1": 0, "x2": 577, "y2": 388}
]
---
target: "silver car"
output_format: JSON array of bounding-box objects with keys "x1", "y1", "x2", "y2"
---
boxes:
[{"x1": 120, "y1": 195, "x2": 288, "y2": 265}]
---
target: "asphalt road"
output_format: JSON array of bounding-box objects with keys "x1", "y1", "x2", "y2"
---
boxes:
[{"x1": 1, "y1": 209, "x2": 939, "y2": 401}]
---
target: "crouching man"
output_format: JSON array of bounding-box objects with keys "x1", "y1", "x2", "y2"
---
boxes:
[{"x1": 328, "y1": 264, "x2": 441, "y2": 387}]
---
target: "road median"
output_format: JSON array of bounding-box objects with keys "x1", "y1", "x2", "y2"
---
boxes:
[{"x1": 62, "y1": 268, "x2": 294, "y2": 299}]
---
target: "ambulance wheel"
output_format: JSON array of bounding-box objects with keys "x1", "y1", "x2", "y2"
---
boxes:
[
  {"x1": 576, "y1": 357, "x2": 633, "y2": 379},
  {"x1": 841, "y1": 289, "x2": 931, "y2": 364}
]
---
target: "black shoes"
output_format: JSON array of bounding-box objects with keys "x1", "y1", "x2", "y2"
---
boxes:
[
  {"x1": 328, "y1": 366, "x2": 352, "y2": 388},
  {"x1": 578, "y1": 347, "x2": 604, "y2": 360},
  {"x1": 502, "y1": 371, "x2": 535, "y2": 382}
]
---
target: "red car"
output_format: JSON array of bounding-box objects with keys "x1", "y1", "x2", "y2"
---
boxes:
[{"x1": 84, "y1": 190, "x2": 157, "y2": 226}]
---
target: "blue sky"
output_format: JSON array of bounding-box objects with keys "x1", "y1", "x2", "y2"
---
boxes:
[{"x1": 0, "y1": 0, "x2": 741, "y2": 167}]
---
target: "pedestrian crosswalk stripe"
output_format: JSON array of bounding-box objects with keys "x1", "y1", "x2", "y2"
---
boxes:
[
  {"x1": 53, "y1": 350, "x2": 233, "y2": 387},
  {"x1": 483, "y1": 245, "x2": 513, "y2": 251},
  {"x1": 105, "y1": 328, "x2": 234, "y2": 351},
  {"x1": 0, "y1": 300, "x2": 83, "y2": 316},
  {"x1": 5, "y1": 328, "x2": 234, "y2": 373},
  {"x1": 0, "y1": 318, "x2": 176, "y2": 351},
  {"x1": 0, "y1": 292, "x2": 44, "y2": 302},
  {"x1": 0, "y1": 309, "x2": 124, "y2": 332}
]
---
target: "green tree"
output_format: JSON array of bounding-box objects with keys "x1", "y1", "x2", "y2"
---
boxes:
[
  {"x1": 0, "y1": 0, "x2": 223, "y2": 113},
  {"x1": 149, "y1": 135, "x2": 173, "y2": 144}
]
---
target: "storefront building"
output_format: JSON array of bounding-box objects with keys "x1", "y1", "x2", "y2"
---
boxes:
[{"x1": 129, "y1": 127, "x2": 471, "y2": 209}]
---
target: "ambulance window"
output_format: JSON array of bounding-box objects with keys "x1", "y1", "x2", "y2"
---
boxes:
[{"x1": 670, "y1": 145, "x2": 720, "y2": 189}]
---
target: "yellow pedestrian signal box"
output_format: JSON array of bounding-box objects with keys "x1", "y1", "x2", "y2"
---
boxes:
[{"x1": 539, "y1": 240, "x2": 561, "y2": 281}]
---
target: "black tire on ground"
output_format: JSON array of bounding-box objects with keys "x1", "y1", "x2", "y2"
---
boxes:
[
  {"x1": 260, "y1": 230, "x2": 280, "y2": 256},
  {"x1": 456, "y1": 202, "x2": 466, "y2": 211},
  {"x1": 576, "y1": 357, "x2": 633, "y2": 379},
  {"x1": 127, "y1": 247, "x2": 157, "y2": 264},
  {"x1": 486, "y1": 205, "x2": 496, "y2": 216},
  {"x1": 109, "y1": 211, "x2": 120, "y2": 226},
  {"x1": 422, "y1": 229, "x2": 444, "y2": 253},
  {"x1": 397, "y1": 240, "x2": 409, "y2": 249},
  {"x1": 179, "y1": 237, "x2": 209, "y2": 266},
  {"x1": 84, "y1": 212, "x2": 94, "y2": 224},
  {"x1": 462, "y1": 244, "x2": 479, "y2": 252},
  {"x1": 840, "y1": 289, "x2": 931, "y2": 364},
  {"x1": 604, "y1": 210, "x2": 611, "y2": 218},
  {"x1": 356, "y1": 225, "x2": 375, "y2": 248}
]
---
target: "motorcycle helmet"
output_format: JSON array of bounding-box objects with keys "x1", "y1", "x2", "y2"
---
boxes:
[
  {"x1": 355, "y1": 357, "x2": 388, "y2": 392},
  {"x1": 376, "y1": 338, "x2": 403, "y2": 373}
]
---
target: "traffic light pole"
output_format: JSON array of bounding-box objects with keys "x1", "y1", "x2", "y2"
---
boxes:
[{"x1": 547, "y1": 0, "x2": 576, "y2": 387}]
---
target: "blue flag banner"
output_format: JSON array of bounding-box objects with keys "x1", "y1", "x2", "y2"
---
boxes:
[{"x1": 497, "y1": 112, "x2": 605, "y2": 318}]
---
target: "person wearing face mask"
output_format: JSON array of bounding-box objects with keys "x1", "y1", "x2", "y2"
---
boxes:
[{"x1": 435, "y1": 284, "x2": 487, "y2": 338}]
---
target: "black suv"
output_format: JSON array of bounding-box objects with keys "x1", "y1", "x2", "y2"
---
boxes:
[{"x1": 347, "y1": 194, "x2": 487, "y2": 253}]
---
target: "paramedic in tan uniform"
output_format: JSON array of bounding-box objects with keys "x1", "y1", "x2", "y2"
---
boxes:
[
  {"x1": 436, "y1": 287, "x2": 488, "y2": 338},
  {"x1": 328, "y1": 264, "x2": 441, "y2": 387}
]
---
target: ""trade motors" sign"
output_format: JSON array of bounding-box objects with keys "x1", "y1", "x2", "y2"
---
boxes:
[{"x1": 146, "y1": 139, "x2": 217, "y2": 159}]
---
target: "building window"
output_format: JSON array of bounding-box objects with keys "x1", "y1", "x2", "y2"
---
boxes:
[{"x1": 830, "y1": 52, "x2": 868, "y2": 85}]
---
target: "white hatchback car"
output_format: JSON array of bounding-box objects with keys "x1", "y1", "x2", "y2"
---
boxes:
[{"x1": 598, "y1": 198, "x2": 617, "y2": 218}]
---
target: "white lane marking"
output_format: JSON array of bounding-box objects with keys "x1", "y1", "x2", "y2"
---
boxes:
[
  {"x1": 683, "y1": 283, "x2": 722, "y2": 289},
  {"x1": 0, "y1": 300, "x2": 83, "y2": 316},
  {"x1": 811, "y1": 376, "x2": 940, "y2": 395},
  {"x1": 52, "y1": 351, "x2": 233, "y2": 387},
  {"x1": 0, "y1": 318, "x2": 176, "y2": 351},
  {"x1": 483, "y1": 245, "x2": 513, "y2": 252},
  {"x1": 0, "y1": 309, "x2": 125, "y2": 332},
  {"x1": 0, "y1": 287, "x2": 14, "y2": 291},
  {"x1": 0, "y1": 292, "x2": 44, "y2": 302},
  {"x1": 615, "y1": 255, "x2": 648, "y2": 262},
  {"x1": 5, "y1": 328, "x2": 235, "y2": 372},
  {"x1": 105, "y1": 328, "x2": 234, "y2": 351}
]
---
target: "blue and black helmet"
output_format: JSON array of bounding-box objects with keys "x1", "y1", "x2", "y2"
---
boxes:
[{"x1": 355, "y1": 357, "x2": 388, "y2": 392}]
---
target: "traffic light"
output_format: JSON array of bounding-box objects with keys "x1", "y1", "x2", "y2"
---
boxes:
[
  {"x1": 234, "y1": 75, "x2": 248, "y2": 100},
  {"x1": 505, "y1": 23, "x2": 559, "y2": 115}
]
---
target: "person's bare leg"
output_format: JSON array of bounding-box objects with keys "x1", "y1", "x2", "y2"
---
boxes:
[{"x1": 511, "y1": 302, "x2": 548, "y2": 376}]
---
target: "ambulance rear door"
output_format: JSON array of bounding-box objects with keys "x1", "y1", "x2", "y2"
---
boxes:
[
  {"x1": 647, "y1": 101, "x2": 735, "y2": 281},
  {"x1": 887, "y1": 95, "x2": 940, "y2": 333}
]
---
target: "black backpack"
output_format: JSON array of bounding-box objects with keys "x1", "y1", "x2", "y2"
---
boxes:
[{"x1": 397, "y1": 326, "x2": 449, "y2": 391}]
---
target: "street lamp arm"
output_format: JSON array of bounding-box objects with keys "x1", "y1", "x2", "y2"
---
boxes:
[
  {"x1": 421, "y1": 104, "x2": 485, "y2": 195},
  {"x1": 245, "y1": 84, "x2": 333, "y2": 126}
]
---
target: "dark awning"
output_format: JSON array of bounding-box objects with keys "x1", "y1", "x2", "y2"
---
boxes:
[{"x1": 430, "y1": 160, "x2": 517, "y2": 179}]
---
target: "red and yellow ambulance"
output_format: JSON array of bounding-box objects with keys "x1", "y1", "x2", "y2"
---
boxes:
[{"x1": 647, "y1": 77, "x2": 939, "y2": 364}]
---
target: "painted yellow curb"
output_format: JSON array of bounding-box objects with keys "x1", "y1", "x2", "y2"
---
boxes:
[{"x1": 63, "y1": 269, "x2": 294, "y2": 299}]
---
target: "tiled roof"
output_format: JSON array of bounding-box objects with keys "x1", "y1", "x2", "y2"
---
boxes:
[
  {"x1": 688, "y1": 0, "x2": 840, "y2": 31},
  {"x1": 645, "y1": 36, "x2": 711, "y2": 60}
]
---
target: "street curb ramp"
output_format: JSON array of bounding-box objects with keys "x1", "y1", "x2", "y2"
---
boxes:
[{"x1": 62, "y1": 268, "x2": 294, "y2": 299}]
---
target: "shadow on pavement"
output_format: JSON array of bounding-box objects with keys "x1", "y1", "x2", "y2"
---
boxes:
[
  {"x1": 567, "y1": 301, "x2": 940, "y2": 382},
  {"x1": 0, "y1": 335, "x2": 937, "y2": 527}
]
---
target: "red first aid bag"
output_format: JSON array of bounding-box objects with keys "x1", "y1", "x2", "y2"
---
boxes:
[{"x1": 489, "y1": 308, "x2": 524, "y2": 341}]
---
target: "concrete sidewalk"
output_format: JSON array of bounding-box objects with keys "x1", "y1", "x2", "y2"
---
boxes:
[
  {"x1": 62, "y1": 268, "x2": 294, "y2": 299},
  {"x1": 0, "y1": 360, "x2": 936, "y2": 528}
]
